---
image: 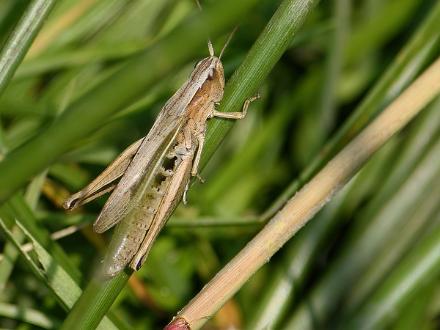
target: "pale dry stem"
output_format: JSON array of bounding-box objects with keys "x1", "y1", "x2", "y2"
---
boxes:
[{"x1": 167, "y1": 56, "x2": 440, "y2": 329}]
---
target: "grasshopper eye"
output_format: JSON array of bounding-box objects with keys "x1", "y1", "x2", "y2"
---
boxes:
[{"x1": 208, "y1": 68, "x2": 214, "y2": 79}]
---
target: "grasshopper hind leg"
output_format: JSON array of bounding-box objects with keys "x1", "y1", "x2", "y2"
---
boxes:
[{"x1": 129, "y1": 155, "x2": 192, "y2": 271}]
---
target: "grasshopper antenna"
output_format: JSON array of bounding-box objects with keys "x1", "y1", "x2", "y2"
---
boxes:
[
  {"x1": 207, "y1": 40, "x2": 215, "y2": 57},
  {"x1": 195, "y1": 0, "x2": 215, "y2": 56},
  {"x1": 219, "y1": 26, "x2": 237, "y2": 59}
]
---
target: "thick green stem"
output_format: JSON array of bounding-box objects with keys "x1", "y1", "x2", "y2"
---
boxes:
[
  {"x1": 0, "y1": 0, "x2": 259, "y2": 203},
  {"x1": 60, "y1": 270, "x2": 132, "y2": 330},
  {"x1": 202, "y1": 0, "x2": 321, "y2": 166}
]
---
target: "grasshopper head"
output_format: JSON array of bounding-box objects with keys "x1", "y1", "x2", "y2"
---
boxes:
[
  {"x1": 194, "y1": 56, "x2": 224, "y2": 81},
  {"x1": 192, "y1": 56, "x2": 224, "y2": 101},
  {"x1": 211, "y1": 56, "x2": 225, "y2": 90},
  {"x1": 207, "y1": 56, "x2": 224, "y2": 102},
  {"x1": 208, "y1": 56, "x2": 225, "y2": 89}
]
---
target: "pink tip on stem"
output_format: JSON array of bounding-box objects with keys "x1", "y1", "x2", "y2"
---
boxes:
[{"x1": 164, "y1": 317, "x2": 190, "y2": 330}]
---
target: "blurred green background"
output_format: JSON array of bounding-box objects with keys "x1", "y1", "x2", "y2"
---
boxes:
[{"x1": 0, "y1": 0, "x2": 439, "y2": 329}]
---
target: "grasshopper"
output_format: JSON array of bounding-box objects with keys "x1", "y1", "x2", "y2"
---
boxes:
[{"x1": 63, "y1": 34, "x2": 257, "y2": 277}]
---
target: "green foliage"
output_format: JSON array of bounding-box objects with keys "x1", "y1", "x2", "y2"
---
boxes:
[{"x1": 0, "y1": 0, "x2": 439, "y2": 329}]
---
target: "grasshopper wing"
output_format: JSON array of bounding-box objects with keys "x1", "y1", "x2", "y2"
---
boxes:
[
  {"x1": 92, "y1": 56, "x2": 217, "y2": 233},
  {"x1": 130, "y1": 153, "x2": 193, "y2": 270},
  {"x1": 93, "y1": 113, "x2": 182, "y2": 233},
  {"x1": 99, "y1": 124, "x2": 182, "y2": 276},
  {"x1": 63, "y1": 138, "x2": 144, "y2": 210}
]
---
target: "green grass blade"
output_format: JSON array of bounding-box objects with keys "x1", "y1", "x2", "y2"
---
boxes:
[
  {"x1": 284, "y1": 137, "x2": 440, "y2": 329},
  {"x1": 0, "y1": 0, "x2": 56, "y2": 96},
  {"x1": 0, "y1": 0, "x2": 259, "y2": 203},
  {"x1": 0, "y1": 172, "x2": 47, "y2": 291},
  {"x1": 0, "y1": 302, "x2": 58, "y2": 329},
  {"x1": 343, "y1": 176, "x2": 440, "y2": 316},
  {"x1": 263, "y1": 1, "x2": 440, "y2": 219},
  {"x1": 59, "y1": 1, "x2": 319, "y2": 328},
  {"x1": 248, "y1": 137, "x2": 398, "y2": 330},
  {"x1": 201, "y1": 0, "x2": 320, "y2": 166},
  {"x1": 6, "y1": 194, "x2": 80, "y2": 279},
  {"x1": 343, "y1": 222, "x2": 440, "y2": 329},
  {"x1": 0, "y1": 214, "x2": 119, "y2": 330}
]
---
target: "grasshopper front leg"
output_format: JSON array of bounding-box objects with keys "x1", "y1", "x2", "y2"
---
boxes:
[
  {"x1": 190, "y1": 95, "x2": 259, "y2": 179},
  {"x1": 212, "y1": 94, "x2": 260, "y2": 120}
]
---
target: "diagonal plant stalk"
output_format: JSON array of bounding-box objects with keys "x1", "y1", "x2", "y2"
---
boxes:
[
  {"x1": 0, "y1": 0, "x2": 259, "y2": 203},
  {"x1": 284, "y1": 137, "x2": 440, "y2": 329},
  {"x1": 0, "y1": 1, "x2": 437, "y2": 328},
  {"x1": 262, "y1": 0, "x2": 440, "y2": 220},
  {"x1": 0, "y1": 114, "x2": 127, "y2": 328},
  {"x1": 59, "y1": 1, "x2": 320, "y2": 329},
  {"x1": 248, "y1": 2, "x2": 440, "y2": 326},
  {"x1": 0, "y1": 302, "x2": 58, "y2": 329},
  {"x1": 342, "y1": 175, "x2": 440, "y2": 317},
  {"x1": 201, "y1": 0, "x2": 319, "y2": 166},
  {"x1": 344, "y1": 0, "x2": 421, "y2": 64},
  {"x1": 0, "y1": 193, "x2": 129, "y2": 329},
  {"x1": 4, "y1": 194, "x2": 81, "y2": 280},
  {"x1": 0, "y1": 0, "x2": 56, "y2": 96},
  {"x1": 317, "y1": 0, "x2": 350, "y2": 134},
  {"x1": 167, "y1": 57, "x2": 440, "y2": 330},
  {"x1": 0, "y1": 124, "x2": 50, "y2": 291},
  {"x1": 343, "y1": 220, "x2": 440, "y2": 330},
  {"x1": 399, "y1": 285, "x2": 440, "y2": 329},
  {"x1": 0, "y1": 218, "x2": 122, "y2": 330},
  {"x1": 199, "y1": 0, "x2": 420, "y2": 211},
  {"x1": 247, "y1": 134, "x2": 399, "y2": 329},
  {"x1": 0, "y1": 173, "x2": 47, "y2": 291},
  {"x1": 0, "y1": 1, "x2": 29, "y2": 43}
]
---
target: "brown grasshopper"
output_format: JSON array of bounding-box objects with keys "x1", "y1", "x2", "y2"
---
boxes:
[{"x1": 63, "y1": 35, "x2": 258, "y2": 277}]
